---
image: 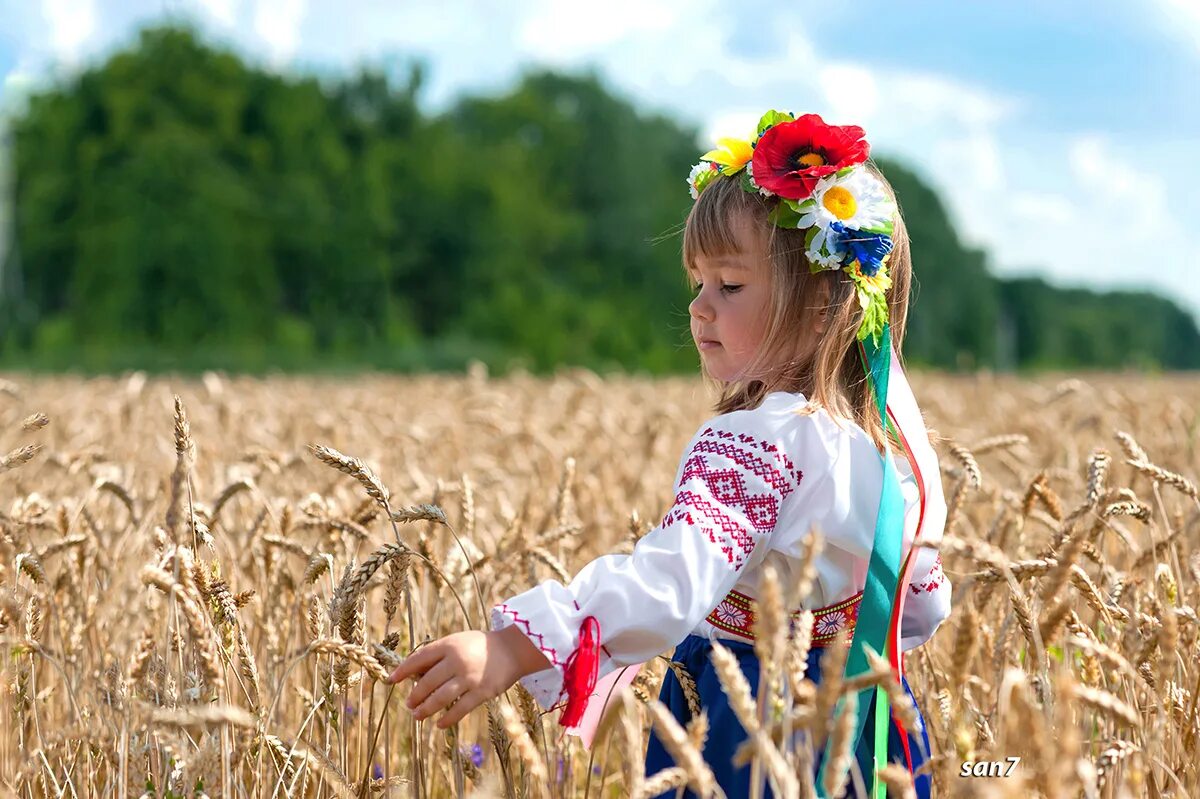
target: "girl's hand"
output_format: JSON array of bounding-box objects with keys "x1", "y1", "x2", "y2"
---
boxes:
[{"x1": 385, "y1": 626, "x2": 551, "y2": 728}]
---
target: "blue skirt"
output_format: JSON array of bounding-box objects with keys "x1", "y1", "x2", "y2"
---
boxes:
[{"x1": 643, "y1": 634, "x2": 933, "y2": 799}]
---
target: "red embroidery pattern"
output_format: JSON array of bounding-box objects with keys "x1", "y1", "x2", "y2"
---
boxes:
[
  {"x1": 667, "y1": 491, "x2": 766, "y2": 569},
  {"x1": 689, "y1": 441, "x2": 796, "y2": 495},
  {"x1": 495, "y1": 604, "x2": 564, "y2": 667},
  {"x1": 908, "y1": 553, "x2": 946, "y2": 595},
  {"x1": 706, "y1": 588, "x2": 862, "y2": 646},
  {"x1": 701, "y1": 427, "x2": 804, "y2": 485},
  {"x1": 662, "y1": 429, "x2": 802, "y2": 569}
]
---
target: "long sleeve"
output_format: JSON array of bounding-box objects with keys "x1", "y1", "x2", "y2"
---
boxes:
[
  {"x1": 897, "y1": 448, "x2": 952, "y2": 651},
  {"x1": 899, "y1": 547, "x2": 951, "y2": 650},
  {"x1": 491, "y1": 409, "x2": 808, "y2": 715}
]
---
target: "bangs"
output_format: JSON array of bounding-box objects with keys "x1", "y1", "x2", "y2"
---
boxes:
[{"x1": 681, "y1": 175, "x2": 770, "y2": 279}]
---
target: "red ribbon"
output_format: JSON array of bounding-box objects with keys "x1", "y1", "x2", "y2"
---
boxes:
[{"x1": 559, "y1": 615, "x2": 601, "y2": 728}]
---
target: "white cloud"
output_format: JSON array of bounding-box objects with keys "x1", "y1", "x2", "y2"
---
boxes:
[
  {"x1": 934, "y1": 129, "x2": 1006, "y2": 193},
  {"x1": 253, "y1": 0, "x2": 307, "y2": 66},
  {"x1": 516, "y1": 0, "x2": 687, "y2": 65},
  {"x1": 702, "y1": 109, "x2": 762, "y2": 145},
  {"x1": 40, "y1": 0, "x2": 97, "y2": 65},
  {"x1": 1010, "y1": 192, "x2": 1077, "y2": 226},
  {"x1": 888, "y1": 72, "x2": 1018, "y2": 128},
  {"x1": 0, "y1": 65, "x2": 39, "y2": 119},
  {"x1": 1068, "y1": 134, "x2": 1170, "y2": 231},
  {"x1": 973, "y1": 132, "x2": 1192, "y2": 320},
  {"x1": 1153, "y1": 0, "x2": 1200, "y2": 56},
  {"x1": 817, "y1": 63, "x2": 879, "y2": 123},
  {"x1": 196, "y1": 0, "x2": 240, "y2": 27}
]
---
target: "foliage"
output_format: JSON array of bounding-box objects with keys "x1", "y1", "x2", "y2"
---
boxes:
[{"x1": 2, "y1": 24, "x2": 1195, "y2": 373}]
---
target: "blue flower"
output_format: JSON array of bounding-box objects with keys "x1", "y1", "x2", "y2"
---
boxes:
[
  {"x1": 343, "y1": 702, "x2": 357, "y2": 719},
  {"x1": 460, "y1": 743, "x2": 484, "y2": 768},
  {"x1": 372, "y1": 764, "x2": 384, "y2": 781},
  {"x1": 829, "y1": 222, "x2": 893, "y2": 277}
]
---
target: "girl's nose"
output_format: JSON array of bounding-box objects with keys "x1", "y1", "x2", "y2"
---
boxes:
[{"x1": 689, "y1": 292, "x2": 714, "y2": 322}]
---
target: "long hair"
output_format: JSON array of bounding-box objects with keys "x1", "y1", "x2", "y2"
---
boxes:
[{"x1": 681, "y1": 161, "x2": 913, "y2": 455}]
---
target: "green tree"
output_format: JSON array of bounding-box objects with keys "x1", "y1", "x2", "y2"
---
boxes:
[
  {"x1": 3, "y1": 22, "x2": 1196, "y2": 374},
  {"x1": 874, "y1": 157, "x2": 1000, "y2": 370}
]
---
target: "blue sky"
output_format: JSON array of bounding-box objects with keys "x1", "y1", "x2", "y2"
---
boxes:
[{"x1": 2, "y1": 0, "x2": 1198, "y2": 323}]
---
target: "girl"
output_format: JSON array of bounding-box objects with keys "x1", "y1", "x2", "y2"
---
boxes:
[{"x1": 386, "y1": 111, "x2": 952, "y2": 798}]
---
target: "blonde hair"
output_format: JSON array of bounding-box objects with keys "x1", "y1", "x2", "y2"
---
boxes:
[{"x1": 681, "y1": 161, "x2": 912, "y2": 456}]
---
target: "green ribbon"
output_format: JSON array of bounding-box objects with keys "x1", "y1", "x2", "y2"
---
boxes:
[{"x1": 814, "y1": 323, "x2": 904, "y2": 799}]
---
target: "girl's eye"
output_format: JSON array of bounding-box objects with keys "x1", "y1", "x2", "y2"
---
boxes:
[{"x1": 694, "y1": 283, "x2": 743, "y2": 295}]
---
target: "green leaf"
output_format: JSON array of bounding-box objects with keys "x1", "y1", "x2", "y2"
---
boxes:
[
  {"x1": 856, "y1": 292, "x2": 889, "y2": 345},
  {"x1": 740, "y1": 170, "x2": 756, "y2": 194},
  {"x1": 756, "y1": 109, "x2": 794, "y2": 138},
  {"x1": 768, "y1": 201, "x2": 802, "y2": 228},
  {"x1": 860, "y1": 220, "x2": 895, "y2": 237}
]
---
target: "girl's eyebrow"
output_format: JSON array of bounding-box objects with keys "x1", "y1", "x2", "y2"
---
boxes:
[{"x1": 690, "y1": 256, "x2": 750, "y2": 272}]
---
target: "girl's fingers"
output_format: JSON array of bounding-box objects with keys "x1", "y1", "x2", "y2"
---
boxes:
[
  {"x1": 387, "y1": 643, "x2": 439, "y2": 684},
  {"x1": 413, "y1": 677, "x2": 465, "y2": 721},
  {"x1": 406, "y1": 659, "x2": 454, "y2": 710},
  {"x1": 435, "y1": 689, "x2": 484, "y2": 728}
]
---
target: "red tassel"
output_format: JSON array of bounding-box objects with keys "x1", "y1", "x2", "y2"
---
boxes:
[{"x1": 558, "y1": 616, "x2": 601, "y2": 728}]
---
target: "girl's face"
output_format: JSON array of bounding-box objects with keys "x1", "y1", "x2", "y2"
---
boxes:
[{"x1": 687, "y1": 212, "x2": 774, "y2": 382}]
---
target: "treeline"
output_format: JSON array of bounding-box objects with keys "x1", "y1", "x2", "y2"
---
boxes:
[{"x1": 1, "y1": 25, "x2": 1196, "y2": 373}]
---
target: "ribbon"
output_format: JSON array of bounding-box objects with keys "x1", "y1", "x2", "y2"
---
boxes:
[{"x1": 815, "y1": 323, "x2": 943, "y2": 797}]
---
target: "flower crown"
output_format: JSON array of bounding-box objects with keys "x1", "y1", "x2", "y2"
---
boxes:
[{"x1": 687, "y1": 110, "x2": 896, "y2": 344}]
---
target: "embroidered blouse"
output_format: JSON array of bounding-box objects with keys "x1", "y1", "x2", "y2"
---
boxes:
[{"x1": 490, "y1": 391, "x2": 951, "y2": 712}]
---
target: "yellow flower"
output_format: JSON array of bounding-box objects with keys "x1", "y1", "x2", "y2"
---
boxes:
[
  {"x1": 701, "y1": 137, "x2": 753, "y2": 176},
  {"x1": 848, "y1": 257, "x2": 892, "y2": 295}
]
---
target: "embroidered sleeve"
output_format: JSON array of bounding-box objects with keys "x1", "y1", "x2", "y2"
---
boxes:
[
  {"x1": 490, "y1": 412, "x2": 806, "y2": 717},
  {"x1": 899, "y1": 547, "x2": 951, "y2": 651}
]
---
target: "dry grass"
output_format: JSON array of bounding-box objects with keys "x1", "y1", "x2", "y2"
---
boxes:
[{"x1": 1, "y1": 365, "x2": 1199, "y2": 798}]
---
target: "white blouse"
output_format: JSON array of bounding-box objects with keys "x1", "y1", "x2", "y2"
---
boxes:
[{"x1": 490, "y1": 391, "x2": 952, "y2": 711}]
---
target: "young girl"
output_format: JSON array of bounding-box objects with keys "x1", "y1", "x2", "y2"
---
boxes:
[{"x1": 386, "y1": 111, "x2": 952, "y2": 798}]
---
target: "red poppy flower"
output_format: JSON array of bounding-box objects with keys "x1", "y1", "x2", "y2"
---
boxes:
[{"x1": 750, "y1": 114, "x2": 870, "y2": 200}]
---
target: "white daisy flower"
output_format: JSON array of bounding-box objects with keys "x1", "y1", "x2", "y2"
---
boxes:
[
  {"x1": 744, "y1": 160, "x2": 774, "y2": 198},
  {"x1": 804, "y1": 224, "x2": 848, "y2": 270},
  {"x1": 687, "y1": 162, "x2": 711, "y2": 200},
  {"x1": 796, "y1": 168, "x2": 894, "y2": 233},
  {"x1": 806, "y1": 247, "x2": 843, "y2": 270}
]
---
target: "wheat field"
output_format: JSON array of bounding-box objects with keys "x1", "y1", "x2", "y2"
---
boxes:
[{"x1": 1, "y1": 366, "x2": 1198, "y2": 798}]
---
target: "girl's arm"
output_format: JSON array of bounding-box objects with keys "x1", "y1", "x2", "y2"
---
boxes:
[
  {"x1": 491, "y1": 411, "x2": 812, "y2": 722},
  {"x1": 387, "y1": 409, "x2": 809, "y2": 731}
]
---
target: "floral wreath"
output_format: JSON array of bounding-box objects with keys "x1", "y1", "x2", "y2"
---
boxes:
[{"x1": 687, "y1": 110, "x2": 895, "y2": 345}]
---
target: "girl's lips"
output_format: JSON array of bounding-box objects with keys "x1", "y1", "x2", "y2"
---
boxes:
[{"x1": 698, "y1": 340, "x2": 721, "y2": 350}]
